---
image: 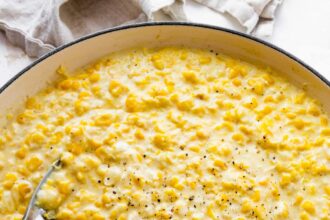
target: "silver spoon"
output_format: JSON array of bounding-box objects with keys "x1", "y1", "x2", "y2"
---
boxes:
[{"x1": 23, "y1": 159, "x2": 61, "y2": 220}]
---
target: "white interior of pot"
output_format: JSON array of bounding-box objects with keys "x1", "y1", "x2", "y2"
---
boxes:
[{"x1": 0, "y1": 24, "x2": 329, "y2": 126}]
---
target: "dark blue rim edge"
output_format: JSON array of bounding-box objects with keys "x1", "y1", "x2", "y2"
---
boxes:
[{"x1": 1, "y1": 21, "x2": 329, "y2": 94}]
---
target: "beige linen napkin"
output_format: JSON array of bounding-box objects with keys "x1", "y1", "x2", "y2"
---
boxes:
[{"x1": 0, "y1": 0, "x2": 283, "y2": 57}]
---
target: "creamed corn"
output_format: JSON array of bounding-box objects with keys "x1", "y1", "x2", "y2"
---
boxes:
[{"x1": 0, "y1": 47, "x2": 329, "y2": 220}]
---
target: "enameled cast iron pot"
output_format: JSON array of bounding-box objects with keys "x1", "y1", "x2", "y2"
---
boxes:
[{"x1": 0, "y1": 22, "x2": 329, "y2": 124}]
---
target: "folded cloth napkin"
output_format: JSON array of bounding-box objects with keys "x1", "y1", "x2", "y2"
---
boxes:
[{"x1": 0, "y1": 0, "x2": 283, "y2": 57}]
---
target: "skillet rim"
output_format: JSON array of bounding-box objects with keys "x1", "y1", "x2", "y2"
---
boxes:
[{"x1": 1, "y1": 21, "x2": 329, "y2": 94}]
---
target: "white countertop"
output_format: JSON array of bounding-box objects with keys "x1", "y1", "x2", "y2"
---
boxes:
[{"x1": 1, "y1": 0, "x2": 329, "y2": 87}]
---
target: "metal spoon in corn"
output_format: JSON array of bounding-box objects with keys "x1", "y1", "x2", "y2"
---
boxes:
[{"x1": 23, "y1": 159, "x2": 61, "y2": 220}]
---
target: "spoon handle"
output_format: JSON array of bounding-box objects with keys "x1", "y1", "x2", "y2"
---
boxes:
[{"x1": 23, "y1": 159, "x2": 61, "y2": 220}]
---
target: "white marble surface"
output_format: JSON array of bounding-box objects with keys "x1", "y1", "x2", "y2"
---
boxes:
[{"x1": 1, "y1": 0, "x2": 330, "y2": 88}]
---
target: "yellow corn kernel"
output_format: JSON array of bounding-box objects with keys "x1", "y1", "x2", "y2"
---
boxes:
[
  {"x1": 153, "y1": 133, "x2": 170, "y2": 150},
  {"x1": 110, "y1": 204, "x2": 128, "y2": 218},
  {"x1": 206, "y1": 204, "x2": 217, "y2": 220},
  {"x1": 58, "y1": 79, "x2": 73, "y2": 90},
  {"x1": 275, "y1": 163, "x2": 289, "y2": 173},
  {"x1": 293, "y1": 93, "x2": 306, "y2": 104},
  {"x1": 68, "y1": 79, "x2": 81, "y2": 90},
  {"x1": 180, "y1": 51, "x2": 188, "y2": 60},
  {"x1": 320, "y1": 115, "x2": 328, "y2": 126},
  {"x1": 220, "y1": 146, "x2": 232, "y2": 157},
  {"x1": 218, "y1": 121, "x2": 234, "y2": 132},
  {"x1": 182, "y1": 71, "x2": 199, "y2": 83},
  {"x1": 169, "y1": 176, "x2": 179, "y2": 187},
  {"x1": 126, "y1": 94, "x2": 144, "y2": 112},
  {"x1": 101, "y1": 193, "x2": 113, "y2": 206},
  {"x1": 76, "y1": 172, "x2": 86, "y2": 183},
  {"x1": 66, "y1": 143, "x2": 84, "y2": 155},
  {"x1": 118, "y1": 214, "x2": 127, "y2": 220},
  {"x1": 195, "y1": 130, "x2": 208, "y2": 139},
  {"x1": 301, "y1": 200, "x2": 315, "y2": 214},
  {"x1": 92, "y1": 213, "x2": 105, "y2": 220},
  {"x1": 291, "y1": 119, "x2": 308, "y2": 129},
  {"x1": 264, "y1": 95, "x2": 275, "y2": 103},
  {"x1": 56, "y1": 65, "x2": 68, "y2": 76},
  {"x1": 28, "y1": 132, "x2": 45, "y2": 145},
  {"x1": 88, "y1": 138, "x2": 102, "y2": 150},
  {"x1": 243, "y1": 97, "x2": 258, "y2": 109},
  {"x1": 271, "y1": 184, "x2": 280, "y2": 199},
  {"x1": 0, "y1": 136, "x2": 4, "y2": 147},
  {"x1": 16, "y1": 165, "x2": 29, "y2": 177},
  {"x1": 26, "y1": 155, "x2": 43, "y2": 171},
  {"x1": 229, "y1": 66, "x2": 246, "y2": 79},
  {"x1": 16, "y1": 110, "x2": 35, "y2": 124},
  {"x1": 199, "y1": 56, "x2": 212, "y2": 65},
  {"x1": 16, "y1": 206, "x2": 26, "y2": 215},
  {"x1": 61, "y1": 152, "x2": 74, "y2": 166},
  {"x1": 286, "y1": 112, "x2": 297, "y2": 119},
  {"x1": 109, "y1": 80, "x2": 128, "y2": 97},
  {"x1": 88, "y1": 72, "x2": 100, "y2": 83},
  {"x1": 92, "y1": 85, "x2": 101, "y2": 96},
  {"x1": 258, "y1": 177, "x2": 269, "y2": 186},
  {"x1": 16, "y1": 180, "x2": 32, "y2": 200},
  {"x1": 164, "y1": 188, "x2": 179, "y2": 202},
  {"x1": 25, "y1": 97, "x2": 39, "y2": 109},
  {"x1": 74, "y1": 213, "x2": 87, "y2": 220},
  {"x1": 152, "y1": 59, "x2": 164, "y2": 70},
  {"x1": 79, "y1": 91, "x2": 91, "y2": 99},
  {"x1": 239, "y1": 125, "x2": 252, "y2": 135},
  {"x1": 84, "y1": 156, "x2": 101, "y2": 169},
  {"x1": 3, "y1": 172, "x2": 18, "y2": 189},
  {"x1": 135, "y1": 129, "x2": 145, "y2": 139},
  {"x1": 15, "y1": 145, "x2": 28, "y2": 159},
  {"x1": 214, "y1": 159, "x2": 227, "y2": 170},
  {"x1": 76, "y1": 72, "x2": 89, "y2": 79},
  {"x1": 66, "y1": 202, "x2": 80, "y2": 210},
  {"x1": 321, "y1": 128, "x2": 330, "y2": 136},
  {"x1": 189, "y1": 180, "x2": 197, "y2": 189},
  {"x1": 222, "y1": 181, "x2": 237, "y2": 190},
  {"x1": 279, "y1": 173, "x2": 291, "y2": 187},
  {"x1": 307, "y1": 185, "x2": 317, "y2": 195},
  {"x1": 176, "y1": 98, "x2": 194, "y2": 111},
  {"x1": 251, "y1": 190, "x2": 260, "y2": 202},
  {"x1": 94, "y1": 114, "x2": 115, "y2": 126},
  {"x1": 308, "y1": 104, "x2": 321, "y2": 116},
  {"x1": 174, "y1": 182, "x2": 185, "y2": 190},
  {"x1": 241, "y1": 200, "x2": 252, "y2": 213},
  {"x1": 232, "y1": 133, "x2": 244, "y2": 143},
  {"x1": 248, "y1": 79, "x2": 265, "y2": 95},
  {"x1": 256, "y1": 105, "x2": 273, "y2": 120},
  {"x1": 57, "y1": 180, "x2": 71, "y2": 195},
  {"x1": 232, "y1": 78, "x2": 242, "y2": 86},
  {"x1": 300, "y1": 212, "x2": 310, "y2": 220},
  {"x1": 261, "y1": 73, "x2": 274, "y2": 85},
  {"x1": 207, "y1": 145, "x2": 218, "y2": 155},
  {"x1": 74, "y1": 100, "x2": 89, "y2": 115},
  {"x1": 189, "y1": 145, "x2": 201, "y2": 153},
  {"x1": 324, "y1": 185, "x2": 330, "y2": 196},
  {"x1": 223, "y1": 109, "x2": 241, "y2": 122}
]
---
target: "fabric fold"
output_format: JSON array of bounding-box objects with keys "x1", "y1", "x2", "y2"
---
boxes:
[{"x1": 0, "y1": 0, "x2": 283, "y2": 57}]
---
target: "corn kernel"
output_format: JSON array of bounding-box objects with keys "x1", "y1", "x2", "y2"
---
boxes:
[
  {"x1": 26, "y1": 155, "x2": 43, "y2": 171},
  {"x1": 214, "y1": 159, "x2": 227, "y2": 170},
  {"x1": 301, "y1": 200, "x2": 315, "y2": 214},
  {"x1": 182, "y1": 71, "x2": 199, "y2": 83},
  {"x1": 153, "y1": 133, "x2": 170, "y2": 149}
]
